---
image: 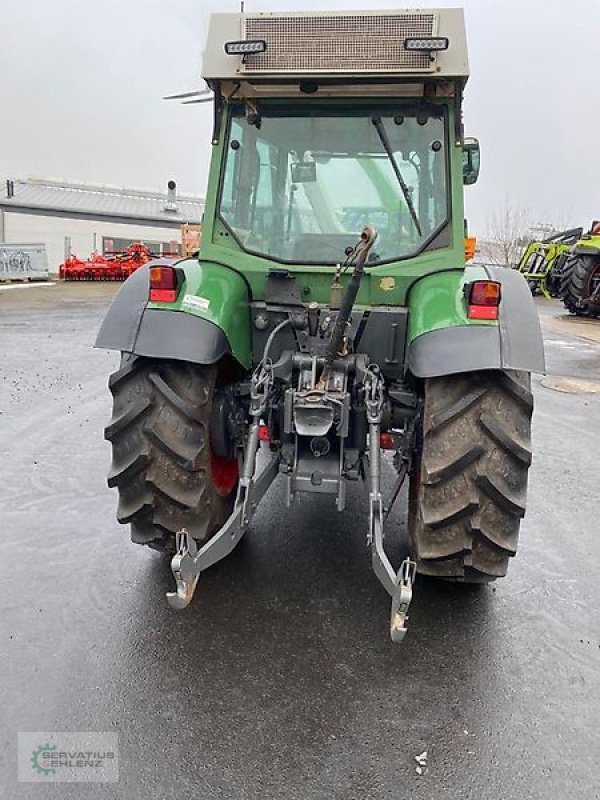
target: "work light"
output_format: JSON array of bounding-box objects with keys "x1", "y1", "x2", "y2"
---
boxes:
[
  {"x1": 404, "y1": 37, "x2": 449, "y2": 51},
  {"x1": 224, "y1": 40, "x2": 266, "y2": 55}
]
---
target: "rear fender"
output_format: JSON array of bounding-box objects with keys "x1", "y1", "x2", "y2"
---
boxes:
[
  {"x1": 573, "y1": 244, "x2": 600, "y2": 256},
  {"x1": 407, "y1": 266, "x2": 545, "y2": 378},
  {"x1": 95, "y1": 259, "x2": 252, "y2": 369}
]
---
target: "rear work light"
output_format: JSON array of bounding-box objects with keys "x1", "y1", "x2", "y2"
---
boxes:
[
  {"x1": 224, "y1": 40, "x2": 266, "y2": 55},
  {"x1": 404, "y1": 37, "x2": 449, "y2": 52},
  {"x1": 149, "y1": 266, "x2": 178, "y2": 303},
  {"x1": 466, "y1": 280, "x2": 501, "y2": 320}
]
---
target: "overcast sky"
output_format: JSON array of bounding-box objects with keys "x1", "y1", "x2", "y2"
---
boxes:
[{"x1": 1, "y1": 0, "x2": 598, "y2": 234}]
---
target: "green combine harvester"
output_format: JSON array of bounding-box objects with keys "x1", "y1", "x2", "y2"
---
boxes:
[{"x1": 97, "y1": 8, "x2": 544, "y2": 641}]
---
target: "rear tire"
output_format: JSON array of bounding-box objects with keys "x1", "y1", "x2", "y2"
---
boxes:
[
  {"x1": 105, "y1": 356, "x2": 238, "y2": 553},
  {"x1": 546, "y1": 252, "x2": 569, "y2": 297},
  {"x1": 560, "y1": 254, "x2": 600, "y2": 317},
  {"x1": 408, "y1": 370, "x2": 533, "y2": 582}
]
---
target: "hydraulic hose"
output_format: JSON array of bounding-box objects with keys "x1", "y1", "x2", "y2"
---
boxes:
[{"x1": 323, "y1": 226, "x2": 377, "y2": 371}]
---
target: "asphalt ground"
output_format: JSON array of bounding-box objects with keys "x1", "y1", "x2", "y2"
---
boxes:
[{"x1": 0, "y1": 283, "x2": 599, "y2": 799}]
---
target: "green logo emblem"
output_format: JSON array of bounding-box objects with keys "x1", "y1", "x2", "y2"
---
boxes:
[{"x1": 31, "y1": 744, "x2": 56, "y2": 776}]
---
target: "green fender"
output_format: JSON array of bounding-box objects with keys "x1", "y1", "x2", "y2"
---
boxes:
[
  {"x1": 151, "y1": 259, "x2": 252, "y2": 369},
  {"x1": 406, "y1": 265, "x2": 545, "y2": 377},
  {"x1": 95, "y1": 259, "x2": 252, "y2": 370},
  {"x1": 573, "y1": 237, "x2": 600, "y2": 256}
]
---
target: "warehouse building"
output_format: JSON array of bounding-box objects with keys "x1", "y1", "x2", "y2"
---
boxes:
[{"x1": 0, "y1": 178, "x2": 204, "y2": 272}]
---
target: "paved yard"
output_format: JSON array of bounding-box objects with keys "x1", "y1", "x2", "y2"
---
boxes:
[{"x1": 0, "y1": 285, "x2": 598, "y2": 799}]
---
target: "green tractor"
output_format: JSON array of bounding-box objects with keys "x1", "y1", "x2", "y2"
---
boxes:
[
  {"x1": 516, "y1": 228, "x2": 582, "y2": 299},
  {"x1": 96, "y1": 8, "x2": 544, "y2": 641},
  {"x1": 559, "y1": 221, "x2": 600, "y2": 317}
]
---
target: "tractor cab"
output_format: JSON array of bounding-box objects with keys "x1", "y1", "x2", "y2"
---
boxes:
[{"x1": 199, "y1": 9, "x2": 474, "y2": 304}]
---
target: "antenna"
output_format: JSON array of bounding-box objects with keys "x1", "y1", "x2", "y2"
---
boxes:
[{"x1": 241, "y1": 1, "x2": 244, "y2": 12}]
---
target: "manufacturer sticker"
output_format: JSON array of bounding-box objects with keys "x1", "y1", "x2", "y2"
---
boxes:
[
  {"x1": 379, "y1": 277, "x2": 396, "y2": 291},
  {"x1": 182, "y1": 294, "x2": 210, "y2": 312}
]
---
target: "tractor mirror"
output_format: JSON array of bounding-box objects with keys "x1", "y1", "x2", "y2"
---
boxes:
[
  {"x1": 462, "y1": 137, "x2": 480, "y2": 185},
  {"x1": 291, "y1": 162, "x2": 317, "y2": 183}
]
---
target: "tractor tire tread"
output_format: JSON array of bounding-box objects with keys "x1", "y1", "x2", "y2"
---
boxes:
[
  {"x1": 104, "y1": 395, "x2": 152, "y2": 441},
  {"x1": 409, "y1": 369, "x2": 533, "y2": 581},
  {"x1": 105, "y1": 356, "x2": 234, "y2": 552},
  {"x1": 561, "y1": 254, "x2": 600, "y2": 317},
  {"x1": 479, "y1": 412, "x2": 532, "y2": 465}
]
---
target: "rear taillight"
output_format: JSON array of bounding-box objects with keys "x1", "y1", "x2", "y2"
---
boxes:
[
  {"x1": 467, "y1": 280, "x2": 501, "y2": 320},
  {"x1": 149, "y1": 266, "x2": 178, "y2": 303},
  {"x1": 258, "y1": 424, "x2": 270, "y2": 442},
  {"x1": 379, "y1": 432, "x2": 396, "y2": 450}
]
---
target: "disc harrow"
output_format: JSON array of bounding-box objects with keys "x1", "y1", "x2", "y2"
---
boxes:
[{"x1": 59, "y1": 242, "x2": 165, "y2": 281}]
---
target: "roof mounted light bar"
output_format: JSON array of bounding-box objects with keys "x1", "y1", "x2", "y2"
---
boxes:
[
  {"x1": 205, "y1": 11, "x2": 469, "y2": 79},
  {"x1": 404, "y1": 37, "x2": 449, "y2": 52},
  {"x1": 224, "y1": 39, "x2": 266, "y2": 55}
]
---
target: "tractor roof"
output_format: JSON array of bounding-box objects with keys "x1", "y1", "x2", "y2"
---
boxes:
[{"x1": 202, "y1": 9, "x2": 469, "y2": 92}]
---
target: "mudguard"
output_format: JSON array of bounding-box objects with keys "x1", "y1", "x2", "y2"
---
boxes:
[
  {"x1": 573, "y1": 244, "x2": 600, "y2": 256},
  {"x1": 95, "y1": 259, "x2": 252, "y2": 369},
  {"x1": 407, "y1": 265, "x2": 545, "y2": 378}
]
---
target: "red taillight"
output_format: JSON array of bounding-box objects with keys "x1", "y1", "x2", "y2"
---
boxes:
[
  {"x1": 149, "y1": 266, "x2": 178, "y2": 302},
  {"x1": 467, "y1": 280, "x2": 501, "y2": 320},
  {"x1": 258, "y1": 424, "x2": 270, "y2": 442},
  {"x1": 379, "y1": 432, "x2": 396, "y2": 450}
]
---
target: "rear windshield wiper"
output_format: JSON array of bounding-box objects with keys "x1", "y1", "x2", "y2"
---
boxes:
[{"x1": 371, "y1": 115, "x2": 422, "y2": 238}]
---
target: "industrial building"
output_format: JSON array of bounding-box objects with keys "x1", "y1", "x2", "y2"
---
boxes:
[{"x1": 0, "y1": 178, "x2": 204, "y2": 272}]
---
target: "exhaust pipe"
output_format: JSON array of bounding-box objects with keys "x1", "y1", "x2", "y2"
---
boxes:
[{"x1": 165, "y1": 180, "x2": 177, "y2": 212}]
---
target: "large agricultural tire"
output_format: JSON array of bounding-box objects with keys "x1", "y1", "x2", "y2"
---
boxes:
[
  {"x1": 546, "y1": 252, "x2": 569, "y2": 297},
  {"x1": 105, "y1": 356, "x2": 239, "y2": 553},
  {"x1": 408, "y1": 370, "x2": 533, "y2": 582},
  {"x1": 560, "y1": 254, "x2": 600, "y2": 317}
]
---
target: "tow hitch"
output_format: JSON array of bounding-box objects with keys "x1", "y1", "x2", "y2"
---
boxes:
[
  {"x1": 365, "y1": 365, "x2": 417, "y2": 642},
  {"x1": 166, "y1": 228, "x2": 417, "y2": 642},
  {"x1": 166, "y1": 453, "x2": 279, "y2": 610},
  {"x1": 167, "y1": 355, "x2": 279, "y2": 610},
  {"x1": 166, "y1": 362, "x2": 417, "y2": 643}
]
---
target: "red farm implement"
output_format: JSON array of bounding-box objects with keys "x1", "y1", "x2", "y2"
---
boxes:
[{"x1": 59, "y1": 242, "x2": 169, "y2": 281}]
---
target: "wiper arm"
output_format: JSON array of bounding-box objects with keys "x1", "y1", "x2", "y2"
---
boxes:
[{"x1": 371, "y1": 115, "x2": 422, "y2": 237}]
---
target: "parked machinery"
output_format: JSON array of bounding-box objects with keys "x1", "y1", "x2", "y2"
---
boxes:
[
  {"x1": 96, "y1": 8, "x2": 545, "y2": 641},
  {"x1": 517, "y1": 223, "x2": 600, "y2": 317},
  {"x1": 516, "y1": 228, "x2": 582, "y2": 299},
  {"x1": 559, "y1": 222, "x2": 600, "y2": 317},
  {"x1": 59, "y1": 242, "x2": 155, "y2": 281}
]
